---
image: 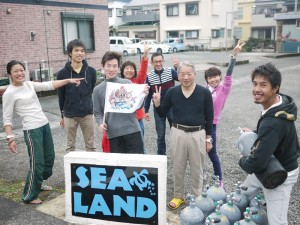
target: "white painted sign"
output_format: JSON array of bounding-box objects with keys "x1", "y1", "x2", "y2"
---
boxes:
[{"x1": 64, "y1": 152, "x2": 167, "y2": 225}]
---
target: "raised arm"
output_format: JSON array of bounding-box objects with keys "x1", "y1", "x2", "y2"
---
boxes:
[
  {"x1": 135, "y1": 45, "x2": 151, "y2": 84},
  {"x1": 226, "y1": 40, "x2": 245, "y2": 76}
]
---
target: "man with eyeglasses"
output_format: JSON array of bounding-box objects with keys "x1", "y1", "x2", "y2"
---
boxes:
[{"x1": 144, "y1": 52, "x2": 179, "y2": 155}]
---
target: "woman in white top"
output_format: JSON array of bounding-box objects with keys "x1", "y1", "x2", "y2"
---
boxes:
[{"x1": 3, "y1": 60, "x2": 82, "y2": 205}]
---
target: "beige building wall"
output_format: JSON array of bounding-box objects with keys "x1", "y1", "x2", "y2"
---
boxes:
[
  {"x1": 160, "y1": 0, "x2": 234, "y2": 49},
  {"x1": 237, "y1": 0, "x2": 255, "y2": 42}
]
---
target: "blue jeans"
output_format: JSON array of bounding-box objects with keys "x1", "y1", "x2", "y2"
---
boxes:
[
  {"x1": 208, "y1": 124, "x2": 222, "y2": 180},
  {"x1": 153, "y1": 108, "x2": 173, "y2": 155}
]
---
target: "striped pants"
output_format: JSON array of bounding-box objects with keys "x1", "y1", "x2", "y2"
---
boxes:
[{"x1": 22, "y1": 123, "x2": 55, "y2": 202}]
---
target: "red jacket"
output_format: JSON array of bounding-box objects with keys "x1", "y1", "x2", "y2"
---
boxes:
[{"x1": 129, "y1": 58, "x2": 148, "y2": 120}]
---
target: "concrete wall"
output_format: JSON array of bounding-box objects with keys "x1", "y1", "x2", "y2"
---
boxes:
[{"x1": 252, "y1": 14, "x2": 276, "y2": 27}]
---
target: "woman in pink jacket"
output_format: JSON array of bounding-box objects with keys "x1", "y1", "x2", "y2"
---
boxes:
[{"x1": 204, "y1": 40, "x2": 244, "y2": 187}]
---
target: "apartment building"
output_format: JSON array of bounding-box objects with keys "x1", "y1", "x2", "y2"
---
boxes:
[
  {"x1": 0, "y1": 0, "x2": 109, "y2": 81},
  {"x1": 116, "y1": 0, "x2": 160, "y2": 41},
  {"x1": 251, "y1": 0, "x2": 284, "y2": 41},
  {"x1": 235, "y1": 0, "x2": 255, "y2": 42},
  {"x1": 160, "y1": 0, "x2": 235, "y2": 50},
  {"x1": 108, "y1": 0, "x2": 130, "y2": 35},
  {"x1": 274, "y1": 0, "x2": 300, "y2": 52}
]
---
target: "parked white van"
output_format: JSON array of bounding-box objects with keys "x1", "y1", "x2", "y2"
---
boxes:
[{"x1": 109, "y1": 36, "x2": 137, "y2": 56}]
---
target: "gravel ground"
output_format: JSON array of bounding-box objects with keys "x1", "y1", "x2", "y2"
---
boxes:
[{"x1": 141, "y1": 56, "x2": 300, "y2": 224}]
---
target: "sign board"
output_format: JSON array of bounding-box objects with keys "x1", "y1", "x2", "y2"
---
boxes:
[{"x1": 64, "y1": 152, "x2": 167, "y2": 225}]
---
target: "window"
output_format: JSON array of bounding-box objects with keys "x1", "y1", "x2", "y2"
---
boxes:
[
  {"x1": 137, "y1": 32, "x2": 155, "y2": 39},
  {"x1": 237, "y1": 8, "x2": 243, "y2": 19},
  {"x1": 234, "y1": 28, "x2": 242, "y2": 39},
  {"x1": 186, "y1": 2, "x2": 198, "y2": 15},
  {"x1": 186, "y1": 30, "x2": 199, "y2": 39},
  {"x1": 211, "y1": 29, "x2": 220, "y2": 38},
  {"x1": 283, "y1": 19, "x2": 296, "y2": 25},
  {"x1": 219, "y1": 28, "x2": 225, "y2": 38},
  {"x1": 167, "y1": 31, "x2": 179, "y2": 37},
  {"x1": 297, "y1": 19, "x2": 300, "y2": 28},
  {"x1": 167, "y1": 4, "x2": 179, "y2": 16},
  {"x1": 252, "y1": 6, "x2": 276, "y2": 17},
  {"x1": 258, "y1": 30, "x2": 264, "y2": 39},
  {"x1": 116, "y1": 8, "x2": 123, "y2": 17},
  {"x1": 61, "y1": 12, "x2": 95, "y2": 52},
  {"x1": 108, "y1": 8, "x2": 112, "y2": 17},
  {"x1": 116, "y1": 31, "x2": 129, "y2": 37}
]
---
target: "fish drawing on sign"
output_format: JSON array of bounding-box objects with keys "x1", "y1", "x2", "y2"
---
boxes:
[{"x1": 109, "y1": 86, "x2": 137, "y2": 110}]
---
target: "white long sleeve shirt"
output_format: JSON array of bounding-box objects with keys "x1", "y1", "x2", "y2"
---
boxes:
[{"x1": 3, "y1": 81, "x2": 54, "y2": 130}]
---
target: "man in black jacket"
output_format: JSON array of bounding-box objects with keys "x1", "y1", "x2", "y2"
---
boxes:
[
  {"x1": 239, "y1": 63, "x2": 299, "y2": 225},
  {"x1": 57, "y1": 39, "x2": 96, "y2": 152}
]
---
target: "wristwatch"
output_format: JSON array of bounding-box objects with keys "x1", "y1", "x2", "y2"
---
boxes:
[
  {"x1": 206, "y1": 138, "x2": 213, "y2": 144},
  {"x1": 6, "y1": 134, "x2": 14, "y2": 140}
]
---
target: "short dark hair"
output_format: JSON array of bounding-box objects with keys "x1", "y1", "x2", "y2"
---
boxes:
[
  {"x1": 67, "y1": 39, "x2": 86, "y2": 57},
  {"x1": 120, "y1": 61, "x2": 137, "y2": 78},
  {"x1": 251, "y1": 63, "x2": 281, "y2": 93},
  {"x1": 204, "y1": 67, "x2": 221, "y2": 82},
  {"x1": 7, "y1": 60, "x2": 25, "y2": 74},
  {"x1": 101, "y1": 51, "x2": 122, "y2": 67},
  {"x1": 151, "y1": 52, "x2": 164, "y2": 62}
]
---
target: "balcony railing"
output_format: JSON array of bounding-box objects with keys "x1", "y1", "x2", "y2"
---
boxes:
[{"x1": 122, "y1": 13, "x2": 159, "y2": 23}]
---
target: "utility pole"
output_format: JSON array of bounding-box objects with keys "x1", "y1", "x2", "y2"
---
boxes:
[{"x1": 225, "y1": 12, "x2": 233, "y2": 52}]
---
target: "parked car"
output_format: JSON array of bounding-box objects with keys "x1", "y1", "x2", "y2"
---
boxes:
[
  {"x1": 109, "y1": 36, "x2": 137, "y2": 56},
  {"x1": 162, "y1": 38, "x2": 187, "y2": 52},
  {"x1": 131, "y1": 38, "x2": 142, "y2": 44},
  {"x1": 133, "y1": 40, "x2": 172, "y2": 54}
]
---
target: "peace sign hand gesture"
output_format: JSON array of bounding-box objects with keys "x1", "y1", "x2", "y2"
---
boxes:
[
  {"x1": 232, "y1": 40, "x2": 245, "y2": 56},
  {"x1": 152, "y1": 85, "x2": 161, "y2": 107}
]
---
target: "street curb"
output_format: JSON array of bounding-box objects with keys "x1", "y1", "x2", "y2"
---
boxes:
[
  {"x1": 208, "y1": 59, "x2": 250, "y2": 67},
  {"x1": 265, "y1": 53, "x2": 300, "y2": 58}
]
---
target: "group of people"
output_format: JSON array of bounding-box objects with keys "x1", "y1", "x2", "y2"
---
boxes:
[{"x1": 3, "y1": 39, "x2": 299, "y2": 225}]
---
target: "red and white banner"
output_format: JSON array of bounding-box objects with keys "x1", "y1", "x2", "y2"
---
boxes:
[{"x1": 104, "y1": 82, "x2": 146, "y2": 113}]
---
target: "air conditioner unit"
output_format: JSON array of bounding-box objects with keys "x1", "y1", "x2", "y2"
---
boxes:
[{"x1": 32, "y1": 68, "x2": 53, "y2": 82}]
